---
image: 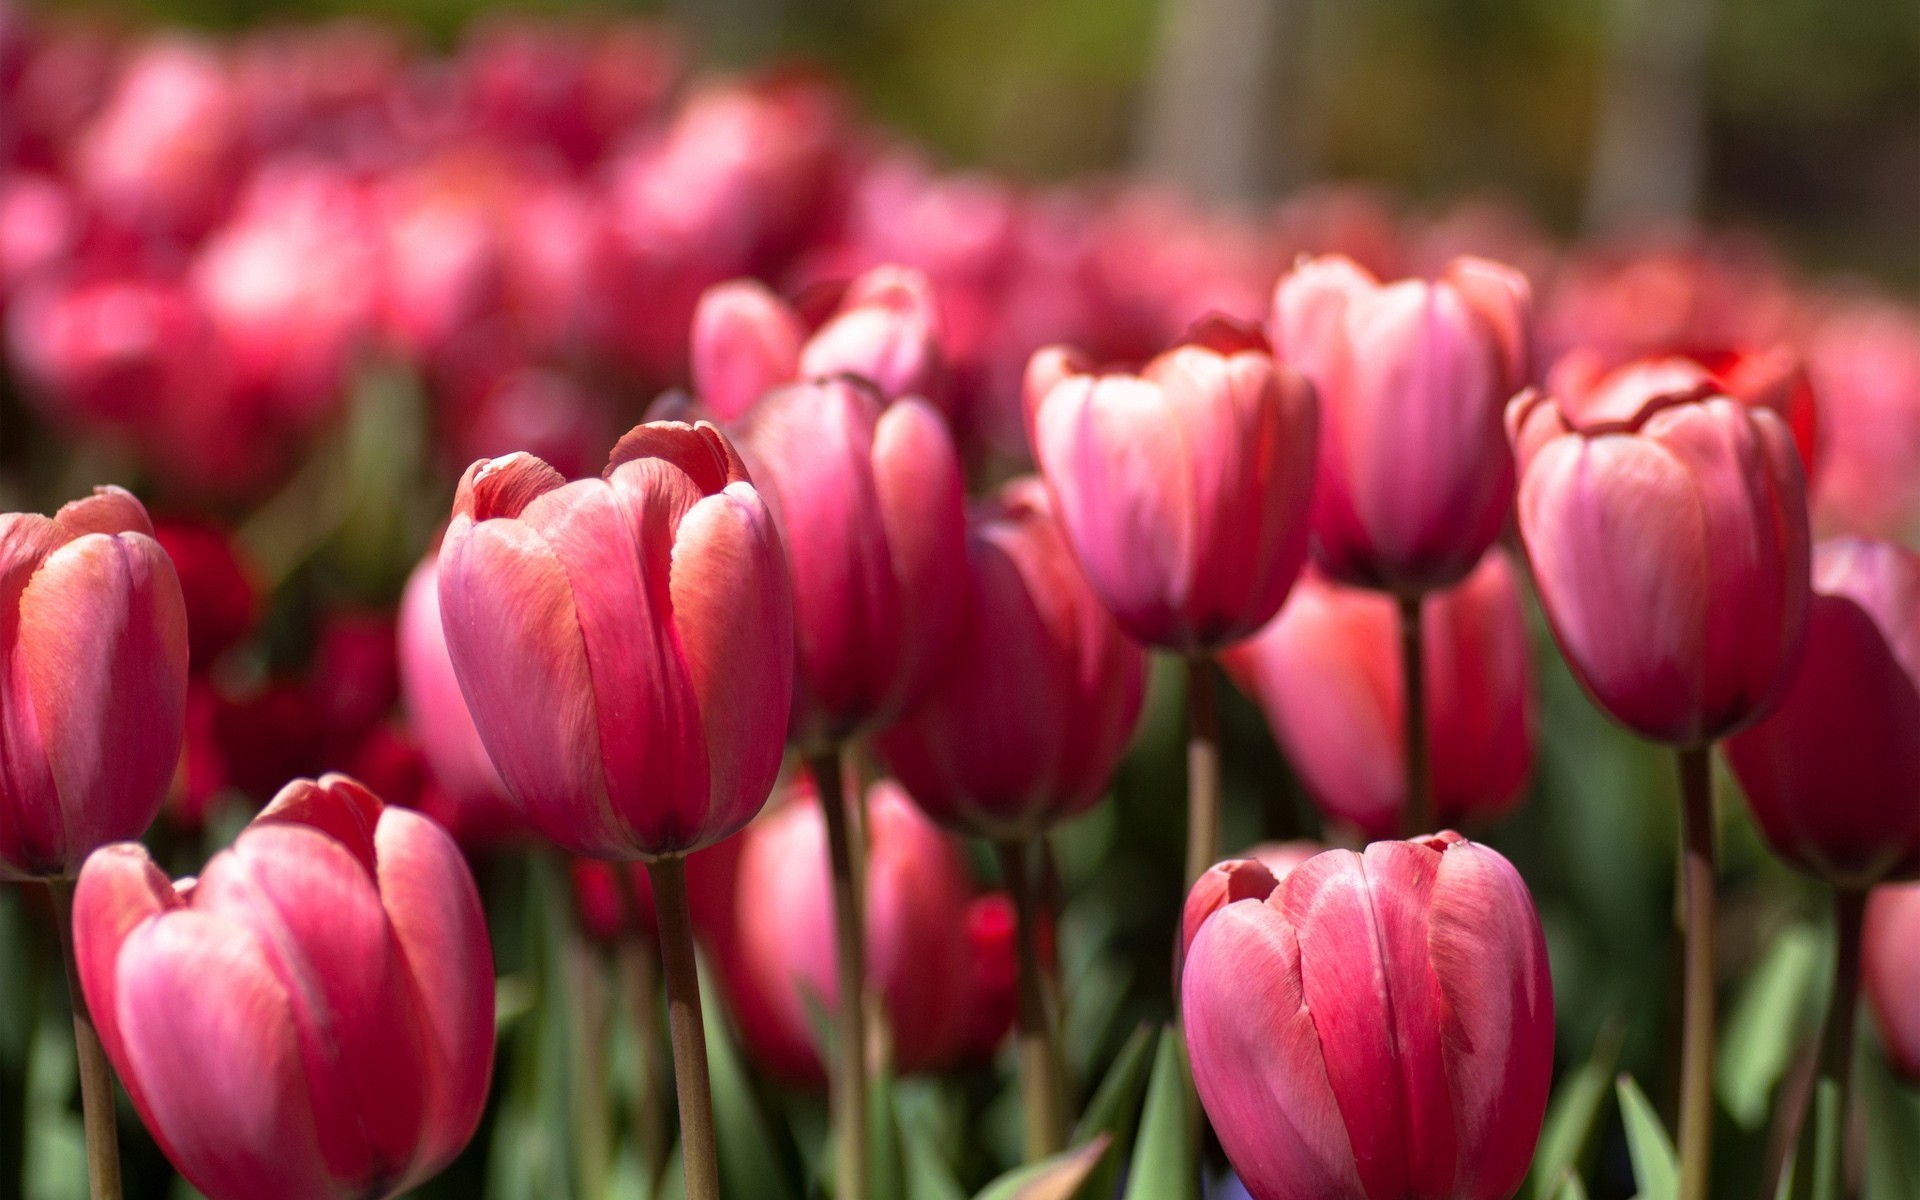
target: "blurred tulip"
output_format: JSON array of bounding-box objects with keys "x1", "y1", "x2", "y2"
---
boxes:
[
  {"x1": 721, "y1": 779, "x2": 1015, "y2": 1081},
  {"x1": 728, "y1": 377, "x2": 966, "y2": 749},
  {"x1": 877, "y1": 478, "x2": 1145, "y2": 840},
  {"x1": 690, "y1": 278, "x2": 804, "y2": 422},
  {"x1": 1271, "y1": 255, "x2": 1530, "y2": 594},
  {"x1": 1724, "y1": 539, "x2": 1920, "y2": 888},
  {"x1": 73, "y1": 774, "x2": 494, "y2": 1200},
  {"x1": 150, "y1": 516, "x2": 259, "y2": 672},
  {"x1": 1026, "y1": 323, "x2": 1318, "y2": 652},
  {"x1": 1806, "y1": 297, "x2": 1920, "y2": 540},
  {"x1": 1865, "y1": 880, "x2": 1920, "y2": 1081},
  {"x1": 1, "y1": 487, "x2": 188, "y2": 880},
  {"x1": 310, "y1": 609, "x2": 398, "y2": 749},
  {"x1": 1509, "y1": 382, "x2": 1811, "y2": 746},
  {"x1": 1223, "y1": 551, "x2": 1536, "y2": 839},
  {"x1": 1183, "y1": 833, "x2": 1553, "y2": 1200},
  {"x1": 568, "y1": 835, "x2": 742, "y2": 946},
  {"x1": 437, "y1": 421, "x2": 793, "y2": 858}
]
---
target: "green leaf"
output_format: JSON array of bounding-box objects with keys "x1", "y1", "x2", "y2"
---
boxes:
[
  {"x1": 1121, "y1": 1028, "x2": 1198, "y2": 1200},
  {"x1": 1528, "y1": 1019, "x2": 1623, "y2": 1199},
  {"x1": 1071, "y1": 1023, "x2": 1157, "y2": 1200},
  {"x1": 1718, "y1": 923, "x2": 1822, "y2": 1130},
  {"x1": 897, "y1": 1087, "x2": 968, "y2": 1200},
  {"x1": 697, "y1": 958, "x2": 800, "y2": 1200},
  {"x1": 1552, "y1": 1170, "x2": 1591, "y2": 1200},
  {"x1": 972, "y1": 1136, "x2": 1112, "y2": 1200},
  {"x1": 1857, "y1": 1033, "x2": 1920, "y2": 1200},
  {"x1": 869, "y1": 1064, "x2": 906, "y2": 1200},
  {"x1": 1616, "y1": 1073, "x2": 1679, "y2": 1200}
]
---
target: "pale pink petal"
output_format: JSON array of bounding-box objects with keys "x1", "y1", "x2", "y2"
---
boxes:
[
  {"x1": 254, "y1": 774, "x2": 382, "y2": 878},
  {"x1": 691, "y1": 279, "x2": 804, "y2": 421},
  {"x1": 52, "y1": 485, "x2": 155, "y2": 538},
  {"x1": 72, "y1": 841, "x2": 180, "y2": 1119},
  {"x1": 870, "y1": 397, "x2": 968, "y2": 718},
  {"x1": 450, "y1": 452, "x2": 566, "y2": 523}
]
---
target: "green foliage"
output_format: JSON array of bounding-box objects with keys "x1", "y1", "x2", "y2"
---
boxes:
[
  {"x1": 1616, "y1": 1074, "x2": 1679, "y2": 1200},
  {"x1": 1119, "y1": 1028, "x2": 1197, "y2": 1200}
]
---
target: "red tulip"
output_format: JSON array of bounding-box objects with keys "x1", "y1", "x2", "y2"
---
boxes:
[
  {"x1": 436, "y1": 421, "x2": 793, "y2": 858},
  {"x1": 1723, "y1": 539, "x2": 1920, "y2": 887},
  {"x1": 1864, "y1": 880, "x2": 1920, "y2": 1081},
  {"x1": 1509, "y1": 380, "x2": 1811, "y2": 746},
  {"x1": 1183, "y1": 833, "x2": 1553, "y2": 1200},
  {"x1": 721, "y1": 779, "x2": 1015, "y2": 1081},
  {"x1": 150, "y1": 516, "x2": 259, "y2": 673},
  {"x1": 1223, "y1": 551, "x2": 1536, "y2": 839},
  {"x1": 876, "y1": 478, "x2": 1145, "y2": 839},
  {"x1": 569, "y1": 835, "x2": 743, "y2": 947},
  {"x1": 72, "y1": 775, "x2": 494, "y2": 1200},
  {"x1": 727, "y1": 378, "x2": 967, "y2": 749},
  {"x1": 1271, "y1": 254, "x2": 1531, "y2": 594},
  {"x1": 1, "y1": 487, "x2": 188, "y2": 880},
  {"x1": 1026, "y1": 324, "x2": 1318, "y2": 652}
]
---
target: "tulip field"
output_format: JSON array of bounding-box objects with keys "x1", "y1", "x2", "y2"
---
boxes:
[{"x1": 1, "y1": 4, "x2": 1919, "y2": 1200}]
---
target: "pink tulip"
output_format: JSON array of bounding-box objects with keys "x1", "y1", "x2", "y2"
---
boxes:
[
  {"x1": 72, "y1": 775, "x2": 495, "y2": 1200},
  {"x1": 1223, "y1": 551, "x2": 1536, "y2": 839},
  {"x1": 1, "y1": 487, "x2": 188, "y2": 880},
  {"x1": 727, "y1": 378, "x2": 967, "y2": 749},
  {"x1": 1026, "y1": 323, "x2": 1318, "y2": 652},
  {"x1": 1724, "y1": 539, "x2": 1920, "y2": 887},
  {"x1": 1183, "y1": 833, "x2": 1553, "y2": 1200},
  {"x1": 1865, "y1": 880, "x2": 1920, "y2": 1081},
  {"x1": 436, "y1": 421, "x2": 794, "y2": 858},
  {"x1": 397, "y1": 550, "x2": 526, "y2": 846},
  {"x1": 1510, "y1": 379, "x2": 1811, "y2": 746},
  {"x1": 1805, "y1": 298, "x2": 1920, "y2": 541},
  {"x1": 721, "y1": 779, "x2": 1014, "y2": 1081},
  {"x1": 1271, "y1": 254, "x2": 1531, "y2": 594},
  {"x1": 876, "y1": 478, "x2": 1145, "y2": 839},
  {"x1": 690, "y1": 279, "x2": 805, "y2": 422}
]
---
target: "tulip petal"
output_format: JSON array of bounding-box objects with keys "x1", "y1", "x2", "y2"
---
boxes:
[
  {"x1": 0, "y1": 515, "x2": 69, "y2": 876},
  {"x1": 871, "y1": 398, "x2": 968, "y2": 716},
  {"x1": 53, "y1": 486, "x2": 155, "y2": 538},
  {"x1": 255, "y1": 774, "x2": 382, "y2": 877},
  {"x1": 692, "y1": 280, "x2": 804, "y2": 422},
  {"x1": 72, "y1": 842, "x2": 180, "y2": 1121}
]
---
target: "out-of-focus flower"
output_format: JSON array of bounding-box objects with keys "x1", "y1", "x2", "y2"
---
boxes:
[
  {"x1": 1805, "y1": 297, "x2": 1920, "y2": 541},
  {"x1": 73, "y1": 774, "x2": 494, "y2": 1200},
  {"x1": 568, "y1": 834, "x2": 741, "y2": 946},
  {"x1": 150, "y1": 516, "x2": 259, "y2": 673},
  {"x1": 1865, "y1": 880, "x2": 1920, "y2": 1081}
]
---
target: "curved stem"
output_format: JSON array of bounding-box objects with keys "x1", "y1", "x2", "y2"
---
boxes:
[
  {"x1": 997, "y1": 839, "x2": 1066, "y2": 1159},
  {"x1": 643, "y1": 856, "x2": 719, "y2": 1200},
  {"x1": 810, "y1": 748, "x2": 869, "y2": 1200},
  {"x1": 1812, "y1": 888, "x2": 1866, "y2": 1200},
  {"x1": 1184, "y1": 656, "x2": 1222, "y2": 887},
  {"x1": 1676, "y1": 745, "x2": 1717, "y2": 1200},
  {"x1": 47, "y1": 878, "x2": 122, "y2": 1200},
  {"x1": 1398, "y1": 592, "x2": 1432, "y2": 837}
]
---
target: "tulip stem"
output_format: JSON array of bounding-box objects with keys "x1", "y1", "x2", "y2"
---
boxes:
[
  {"x1": 1676, "y1": 745, "x2": 1717, "y2": 1200},
  {"x1": 1809, "y1": 887, "x2": 1866, "y2": 1200},
  {"x1": 644, "y1": 856, "x2": 721, "y2": 1200},
  {"x1": 997, "y1": 839, "x2": 1066, "y2": 1160},
  {"x1": 46, "y1": 878, "x2": 122, "y2": 1200},
  {"x1": 1398, "y1": 593, "x2": 1432, "y2": 837},
  {"x1": 810, "y1": 748, "x2": 870, "y2": 1200},
  {"x1": 1184, "y1": 656, "x2": 1222, "y2": 887}
]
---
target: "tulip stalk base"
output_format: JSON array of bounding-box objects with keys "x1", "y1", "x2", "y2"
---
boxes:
[
  {"x1": 997, "y1": 839, "x2": 1066, "y2": 1160},
  {"x1": 809, "y1": 749, "x2": 870, "y2": 1200},
  {"x1": 47, "y1": 878, "x2": 123, "y2": 1200},
  {"x1": 1398, "y1": 593, "x2": 1432, "y2": 837},
  {"x1": 1184, "y1": 657, "x2": 1222, "y2": 888},
  {"x1": 1676, "y1": 746, "x2": 1717, "y2": 1200},
  {"x1": 644, "y1": 857, "x2": 720, "y2": 1200},
  {"x1": 1795, "y1": 887, "x2": 1866, "y2": 1200}
]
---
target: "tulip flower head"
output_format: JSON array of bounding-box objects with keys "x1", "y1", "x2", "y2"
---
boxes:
[
  {"x1": 1, "y1": 487, "x2": 188, "y2": 880},
  {"x1": 72, "y1": 775, "x2": 495, "y2": 1200},
  {"x1": 437, "y1": 420, "x2": 794, "y2": 859},
  {"x1": 1183, "y1": 833, "x2": 1553, "y2": 1200}
]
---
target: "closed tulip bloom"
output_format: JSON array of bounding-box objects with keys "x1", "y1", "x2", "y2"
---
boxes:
[
  {"x1": 72, "y1": 774, "x2": 495, "y2": 1200},
  {"x1": 691, "y1": 279, "x2": 805, "y2": 422},
  {"x1": 1183, "y1": 833, "x2": 1553, "y2": 1200},
  {"x1": 877, "y1": 478, "x2": 1145, "y2": 839},
  {"x1": 1223, "y1": 551, "x2": 1536, "y2": 839},
  {"x1": 1510, "y1": 380, "x2": 1811, "y2": 746},
  {"x1": 1864, "y1": 881, "x2": 1920, "y2": 1081},
  {"x1": 730, "y1": 378, "x2": 967, "y2": 748},
  {"x1": 437, "y1": 421, "x2": 794, "y2": 859},
  {"x1": 1027, "y1": 326, "x2": 1318, "y2": 651},
  {"x1": 1723, "y1": 539, "x2": 1920, "y2": 887},
  {"x1": 1271, "y1": 255, "x2": 1532, "y2": 594},
  {"x1": 1, "y1": 487, "x2": 188, "y2": 880}
]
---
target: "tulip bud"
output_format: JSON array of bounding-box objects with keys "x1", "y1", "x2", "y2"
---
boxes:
[
  {"x1": 1, "y1": 487, "x2": 188, "y2": 880},
  {"x1": 1222, "y1": 551, "x2": 1536, "y2": 839},
  {"x1": 1027, "y1": 330, "x2": 1318, "y2": 652},
  {"x1": 876, "y1": 478, "x2": 1145, "y2": 840},
  {"x1": 1183, "y1": 833, "x2": 1553, "y2": 1200},
  {"x1": 72, "y1": 774, "x2": 495, "y2": 1200},
  {"x1": 721, "y1": 779, "x2": 1013, "y2": 1081},
  {"x1": 691, "y1": 279, "x2": 804, "y2": 423},
  {"x1": 1723, "y1": 539, "x2": 1920, "y2": 887},
  {"x1": 437, "y1": 421, "x2": 794, "y2": 859},
  {"x1": 1509, "y1": 380, "x2": 1812, "y2": 746},
  {"x1": 1865, "y1": 880, "x2": 1920, "y2": 1081},
  {"x1": 1271, "y1": 255, "x2": 1531, "y2": 595},
  {"x1": 729, "y1": 378, "x2": 967, "y2": 749},
  {"x1": 798, "y1": 265, "x2": 946, "y2": 408}
]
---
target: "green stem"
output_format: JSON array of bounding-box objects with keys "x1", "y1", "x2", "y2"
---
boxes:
[
  {"x1": 47, "y1": 877, "x2": 122, "y2": 1200},
  {"x1": 1398, "y1": 592, "x2": 1432, "y2": 837},
  {"x1": 1813, "y1": 888, "x2": 1866, "y2": 1200},
  {"x1": 1184, "y1": 656, "x2": 1222, "y2": 887},
  {"x1": 997, "y1": 839, "x2": 1066, "y2": 1159},
  {"x1": 810, "y1": 748, "x2": 869, "y2": 1200},
  {"x1": 644, "y1": 856, "x2": 720, "y2": 1200},
  {"x1": 1676, "y1": 745, "x2": 1717, "y2": 1200}
]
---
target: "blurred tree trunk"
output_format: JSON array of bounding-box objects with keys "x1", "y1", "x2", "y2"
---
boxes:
[
  {"x1": 1136, "y1": 0, "x2": 1314, "y2": 203},
  {"x1": 1584, "y1": 0, "x2": 1718, "y2": 234}
]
